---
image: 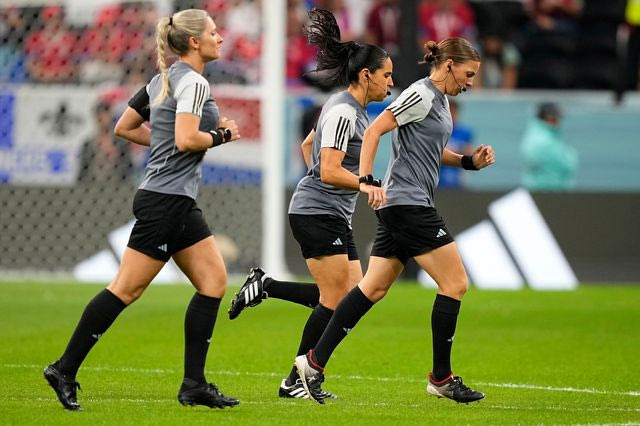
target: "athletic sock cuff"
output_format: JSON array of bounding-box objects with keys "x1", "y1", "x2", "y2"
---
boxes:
[
  {"x1": 315, "y1": 303, "x2": 334, "y2": 321},
  {"x1": 429, "y1": 371, "x2": 453, "y2": 385},
  {"x1": 433, "y1": 294, "x2": 461, "y2": 315},
  {"x1": 188, "y1": 293, "x2": 221, "y2": 315},
  {"x1": 99, "y1": 289, "x2": 127, "y2": 316},
  {"x1": 350, "y1": 286, "x2": 374, "y2": 313}
]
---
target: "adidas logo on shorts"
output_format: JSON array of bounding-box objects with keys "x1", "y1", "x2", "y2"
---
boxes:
[
  {"x1": 436, "y1": 228, "x2": 447, "y2": 238},
  {"x1": 332, "y1": 238, "x2": 343, "y2": 246}
]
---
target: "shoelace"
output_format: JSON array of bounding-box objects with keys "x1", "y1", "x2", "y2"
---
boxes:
[
  {"x1": 450, "y1": 376, "x2": 473, "y2": 393},
  {"x1": 308, "y1": 372, "x2": 325, "y2": 389},
  {"x1": 205, "y1": 383, "x2": 221, "y2": 396}
]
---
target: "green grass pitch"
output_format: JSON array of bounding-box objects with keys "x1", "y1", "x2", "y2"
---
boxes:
[{"x1": 1, "y1": 281, "x2": 638, "y2": 425}]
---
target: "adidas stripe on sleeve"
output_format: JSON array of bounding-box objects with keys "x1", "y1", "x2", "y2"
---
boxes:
[
  {"x1": 319, "y1": 103, "x2": 357, "y2": 152},
  {"x1": 386, "y1": 84, "x2": 434, "y2": 126},
  {"x1": 174, "y1": 73, "x2": 210, "y2": 117}
]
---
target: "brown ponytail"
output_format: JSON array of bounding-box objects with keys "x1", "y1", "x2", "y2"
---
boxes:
[{"x1": 420, "y1": 38, "x2": 480, "y2": 67}]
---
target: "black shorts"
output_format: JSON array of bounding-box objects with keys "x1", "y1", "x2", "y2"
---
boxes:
[
  {"x1": 127, "y1": 189, "x2": 212, "y2": 262},
  {"x1": 370, "y1": 205, "x2": 454, "y2": 264},
  {"x1": 289, "y1": 214, "x2": 359, "y2": 261}
]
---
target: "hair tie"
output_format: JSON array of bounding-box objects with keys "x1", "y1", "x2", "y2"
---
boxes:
[{"x1": 169, "y1": 16, "x2": 173, "y2": 26}]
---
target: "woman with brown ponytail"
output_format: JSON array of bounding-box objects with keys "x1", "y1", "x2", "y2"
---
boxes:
[
  {"x1": 44, "y1": 9, "x2": 240, "y2": 410},
  {"x1": 296, "y1": 38, "x2": 495, "y2": 405}
]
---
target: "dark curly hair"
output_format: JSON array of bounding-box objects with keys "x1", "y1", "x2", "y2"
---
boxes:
[{"x1": 304, "y1": 8, "x2": 389, "y2": 87}]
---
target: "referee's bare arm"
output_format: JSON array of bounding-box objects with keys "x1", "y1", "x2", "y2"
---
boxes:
[
  {"x1": 114, "y1": 107, "x2": 151, "y2": 147},
  {"x1": 300, "y1": 130, "x2": 315, "y2": 169},
  {"x1": 319, "y1": 147, "x2": 360, "y2": 190},
  {"x1": 360, "y1": 110, "x2": 397, "y2": 208},
  {"x1": 175, "y1": 113, "x2": 239, "y2": 152}
]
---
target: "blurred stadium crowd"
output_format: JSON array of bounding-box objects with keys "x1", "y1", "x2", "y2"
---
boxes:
[{"x1": 1, "y1": 0, "x2": 638, "y2": 93}]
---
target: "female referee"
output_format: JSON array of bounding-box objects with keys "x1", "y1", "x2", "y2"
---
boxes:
[
  {"x1": 296, "y1": 38, "x2": 496, "y2": 404},
  {"x1": 44, "y1": 9, "x2": 241, "y2": 410},
  {"x1": 228, "y1": 8, "x2": 393, "y2": 402}
]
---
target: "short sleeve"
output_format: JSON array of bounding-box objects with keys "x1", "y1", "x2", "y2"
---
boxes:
[
  {"x1": 386, "y1": 84, "x2": 433, "y2": 126},
  {"x1": 319, "y1": 103, "x2": 357, "y2": 152},
  {"x1": 174, "y1": 74, "x2": 210, "y2": 117}
]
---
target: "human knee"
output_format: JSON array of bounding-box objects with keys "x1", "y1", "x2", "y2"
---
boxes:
[
  {"x1": 108, "y1": 284, "x2": 144, "y2": 305},
  {"x1": 440, "y1": 277, "x2": 468, "y2": 300},
  {"x1": 357, "y1": 280, "x2": 387, "y2": 303},
  {"x1": 367, "y1": 286, "x2": 388, "y2": 303},
  {"x1": 197, "y1": 273, "x2": 227, "y2": 298},
  {"x1": 319, "y1": 284, "x2": 351, "y2": 309}
]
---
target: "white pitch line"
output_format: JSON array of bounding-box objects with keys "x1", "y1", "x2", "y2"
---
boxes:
[
  {"x1": 8, "y1": 363, "x2": 639, "y2": 398},
  {"x1": 8, "y1": 396, "x2": 640, "y2": 414}
]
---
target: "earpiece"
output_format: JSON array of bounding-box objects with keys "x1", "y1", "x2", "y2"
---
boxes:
[
  {"x1": 447, "y1": 63, "x2": 466, "y2": 92},
  {"x1": 364, "y1": 72, "x2": 391, "y2": 96}
]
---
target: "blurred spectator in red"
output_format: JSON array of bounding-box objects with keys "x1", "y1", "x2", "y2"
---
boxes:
[
  {"x1": 524, "y1": 0, "x2": 583, "y2": 35},
  {"x1": 364, "y1": 0, "x2": 400, "y2": 57},
  {"x1": 286, "y1": 0, "x2": 317, "y2": 86},
  {"x1": 475, "y1": 29, "x2": 520, "y2": 90},
  {"x1": 418, "y1": 0, "x2": 477, "y2": 44},
  {"x1": 78, "y1": 5, "x2": 126, "y2": 84},
  {"x1": 120, "y1": 3, "x2": 158, "y2": 83},
  {"x1": 225, "y1": 0, "x2": 262, "y2": 82},
  {"x1": 24, "y1": 6, "x2": 78, "y2": 82}
]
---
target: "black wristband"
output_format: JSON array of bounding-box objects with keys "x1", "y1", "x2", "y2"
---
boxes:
[
  {"x1": 219, "y1": 127, "x2": 232, "y2": 142},
  {"x1": 359, "y1": 174, "x2": 382, "y2": 187},
  {"x1": 461, "y1": 155, "x2": 478, "y2": 170},
  {"x1": 209, "y1": 129, "x2": 223, "y2": 148}
]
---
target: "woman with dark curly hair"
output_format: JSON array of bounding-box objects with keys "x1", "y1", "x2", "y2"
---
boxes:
[{"x1": 227, "y1": 8, "x2": 393, "y2": 402}]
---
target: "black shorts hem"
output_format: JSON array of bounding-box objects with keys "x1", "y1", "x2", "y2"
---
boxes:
[
  {"x1": 302, "y1": 246, "x2": 359, "y2": 261},
  {"x1": 126, "y1": 243, "x2": 170, "y2": 262},
  {"x1": 173, "y1": 229, "x2": 213, "y2": 254}
]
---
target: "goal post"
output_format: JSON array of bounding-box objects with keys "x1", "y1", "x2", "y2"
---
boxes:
[{"x1": 260, "y1": 0, "x2": 291, "y2": 279}]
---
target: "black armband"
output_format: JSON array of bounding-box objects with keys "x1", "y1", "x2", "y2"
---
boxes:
[
  {"x1": 461, "y1": 155, "x2": 478, "y2": 171},
  {"x1": 359, "y1": 174, "x2": 382, "y2": 187},
  {"x1": 127, "y1": 85, "x2": 150, "y2": 121}
]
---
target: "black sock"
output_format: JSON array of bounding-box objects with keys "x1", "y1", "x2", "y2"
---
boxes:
[
  {"x1": 285, "y1": 304, "x2": 334, "y2": 385},
  {"x1": 312, "y1": 286, "x2": 374, "y2": 368},
  {"x1": 58, "y1": 289, "x2": 127, "y2": 378},
  {"x1": 184, "y1": 293, "x2": 220, "y2": 384},
  {"x1": 431, "y1": 294, "x2": 461, "y2": 382},
  {"x1": 263, "y1": 277, "x2": 319, "y2": 308}
]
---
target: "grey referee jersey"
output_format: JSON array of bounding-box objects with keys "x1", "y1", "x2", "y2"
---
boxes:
[
  {"x1": 289, "y1": 90, "x2": 368, "y2": 223},
  {"x1": 140, "y1": 61, "x2": 219, "y2": 200},
  {"x1": 381, "y1": 77, "x2": 453, "y2": 208}
]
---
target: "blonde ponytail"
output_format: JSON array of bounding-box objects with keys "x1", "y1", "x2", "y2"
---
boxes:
[
  {"x1": 153, "y1": 9, "x2": 209, "y2": 105},
  {"x1": 154, "y1": 16, "x2": 172, "y2": 105}
]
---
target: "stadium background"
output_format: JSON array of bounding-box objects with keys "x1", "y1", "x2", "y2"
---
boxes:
[{"x1": 0, "y1": 0, "x2": 638, "y2": 284}]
